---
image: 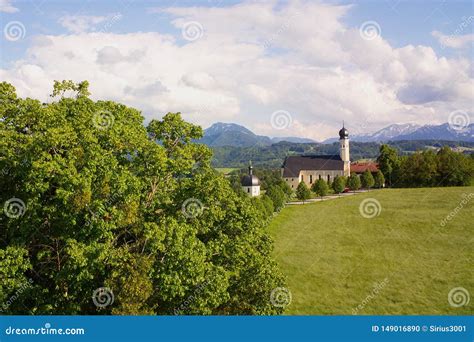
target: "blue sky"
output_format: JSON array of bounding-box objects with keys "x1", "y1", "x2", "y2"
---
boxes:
[{"x1": 0, "y1": 0, "x2": 472, "y2": 140}]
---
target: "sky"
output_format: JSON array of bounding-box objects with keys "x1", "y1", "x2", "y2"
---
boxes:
[{"x1": 0, "y1": 0, "x2": 473, "y2": 141}]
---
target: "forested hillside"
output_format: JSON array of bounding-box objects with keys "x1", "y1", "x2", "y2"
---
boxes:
[{"x1": 211, "y1": 140, "x2": 474, "y2": 168}]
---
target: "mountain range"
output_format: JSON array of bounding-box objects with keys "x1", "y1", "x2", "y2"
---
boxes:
[
  {"x1": 199, "y1": 122, "x2": 316, "y2": 147},
  {"x1": 198, "y1": 122, "x2": 473, "y2": 147}
]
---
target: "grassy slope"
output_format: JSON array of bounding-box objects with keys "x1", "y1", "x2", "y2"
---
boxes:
[{"x1": 269, "y1": 187, "x2": 473, "y2": 315}]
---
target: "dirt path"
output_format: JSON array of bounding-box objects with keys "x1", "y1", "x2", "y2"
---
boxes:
[{"x1": 287, "y1": 190, "x2": 371, "y2": 205}]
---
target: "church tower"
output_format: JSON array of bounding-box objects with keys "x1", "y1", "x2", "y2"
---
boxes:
[{"x1": 339, "y1": 123, "x2": 350, "y2": 176}]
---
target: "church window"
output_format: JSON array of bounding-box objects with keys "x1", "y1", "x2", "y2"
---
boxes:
[
  {"x1": 310, "y1": 175, "x2": 313, "y2": 184},
  {"x1": 327, "y1": 175, "x2": 331, "y2": 182}
]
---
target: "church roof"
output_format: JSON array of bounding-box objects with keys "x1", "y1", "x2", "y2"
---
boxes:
[
  {"x1": 241, "y1": 174, "x2": 260, "y2": 186},
  {"x1": 282, "y1": 155, "x2": 344, "y2": 177},
  {"x1": 351, "y1": 162, "x2": 379, "y2": 173}
]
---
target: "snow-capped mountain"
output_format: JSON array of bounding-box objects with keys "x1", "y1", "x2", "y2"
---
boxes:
[
  {"x1": 323, "y1": 123, "x2": 473, "y2": 143},
  {"x1": 200, "y1": 122, "x2": 473, "y2": 147},
  {"x1": 357, "y1": 123, "x2": 421, "y2": 142},
  {"x1": 393, "y1": 123, "x2": 473, "y2": 142}
]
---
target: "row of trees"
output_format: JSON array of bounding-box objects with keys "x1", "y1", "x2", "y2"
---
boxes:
[
  {"x1": 377, "y1": 145, "x2": 474, "y2": 187},
  {"x1": 295, "y1": 170, "x2": 385, "y2": 202}
]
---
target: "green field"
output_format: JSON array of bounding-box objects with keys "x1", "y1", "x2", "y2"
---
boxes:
[{"x1": 269, "y1": 187, "x2": 473, "y2": 315}]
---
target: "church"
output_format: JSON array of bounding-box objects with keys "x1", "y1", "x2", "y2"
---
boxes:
[{"x1": 281, "y1": 125, "x2": 350, "y2": 189}]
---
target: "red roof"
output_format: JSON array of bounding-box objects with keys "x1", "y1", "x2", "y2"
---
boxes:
[{"x1": 351, "y1": 162, "x2": 379, "y2": 173}]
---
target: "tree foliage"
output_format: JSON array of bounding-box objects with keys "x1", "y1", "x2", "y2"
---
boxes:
[
  {"x1": 0, "y1": 81, "x2": 285, "y2": 315},
  {"x1": 397, "y1": 148, "x2": 473, "y2": 187},
  {"x1": 361, "y1": 170, "x2": 375, "y2": 190},
  {"x1": 374, "y1": 170, "x2": 385, "y2": 188},
  {"x1": 311, "y1": 179, "x2": 328, "y2": 199},
  {"x1": 376, "y1": 144, "x2": 400, "y2": 186},
  {"x1": 347, "y1": 173, "x2": 361, "y2": 192},
  {"x1": 296, "y1": 182, "x2": 311, "y2": 203},
  {"x1": 266, "y1": 185, "x2": 286, "y2": 212},
  {"x1": 332, "y1": 176, "x2": 346, "y2": 194}
]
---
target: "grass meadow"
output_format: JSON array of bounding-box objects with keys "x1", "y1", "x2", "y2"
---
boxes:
[{"x1": 269, "y1": 187, "x2": 473, "y2": 315}]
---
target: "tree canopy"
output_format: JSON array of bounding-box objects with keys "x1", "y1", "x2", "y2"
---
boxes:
[
  {"x1": 296, "y1": 182, "x2": 311, "y2": 203},
  {"x1": 0, "y1": 81, "x2": 285, "y2": 315},
  {"x1": 347, "y1": 173, "x2": 361, "y2": 192},
  {"x1": 361, "y1": 170, "x2": 375, "y2": 190},
  {"x1": 311, "y1": 179, "x2": 328, "y2": 199}
]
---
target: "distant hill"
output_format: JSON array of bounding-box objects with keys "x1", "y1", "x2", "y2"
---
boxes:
[
  {"x1": 210, "y1": 140, "x2": 474, "y2": 168},
  {"x1": 271, "y1": 137, "x2": 316, "y2": 144},
  {"x1": 200, "y1": 122, "x2": 473, "y2": 149},
  {"x1": 198, "y1": 122, "x2": 316, "y2": 147},
  {"x1": 198, "y1": 123, "x2": 271, "y2": 147}
]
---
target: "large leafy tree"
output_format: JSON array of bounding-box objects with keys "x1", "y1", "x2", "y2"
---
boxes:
[
  {"x1": 0, "y1": 81, "x2": 285, "y2": 315},
  {"x1": 376, "y1": 144, "x2": 400, "y2": 187}
]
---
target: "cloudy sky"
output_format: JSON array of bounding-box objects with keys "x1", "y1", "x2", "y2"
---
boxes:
[{"x1": 0, "y1": 0, "x2": 472, "y2": 140}]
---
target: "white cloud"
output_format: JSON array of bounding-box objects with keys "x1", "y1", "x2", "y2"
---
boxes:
[
  {"x1": 58, "y1": 13, "x2": 122, "y2": 34},
  {"x1": 432, "y1": 30, "x2": 474, "y2": 49},
  {"x1": 1, "y1": 1, "x2": 472, "y2": 141},
  {"x1": 0, "y1": 0, "x2": 18, "y2": 13}
]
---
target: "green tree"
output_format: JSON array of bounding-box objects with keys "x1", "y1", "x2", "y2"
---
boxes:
[
  {"x1": 361, "y1": 170, "x2": 375, "y2": 190},
  {"x1": 347, "y1": 173, "x2": 361, "y2": 192},
  {"x1": 399, "y1": 150, "x2": 438, "y2": 187},
  {"x1": 266, "y1": 185, "x2": 286, "y2": 211},
  {"x1": 311, "y1": 179, "x2": 328, "y2": 199},
  {"x1": 296, "y1": 181, "x2": 311, "y2": 204},
  {"x1": 436, "y1": 146, "x2": 473, "y2": 186},
  {"x1": 260, "y1": 195, "x2": 275, "y2": 217},
  {"x1": 0, "y1": 81, "x2": 285, "y2": 315},
  {"x1": 332, "y1": 175, "x2": 346, "y2": 194},
  {"x1": 374, "y1": 170, "x2": 385, "y2": 188},
  {"x1": 377, "y1": 144, "x2": 400, "y2": 187}
]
